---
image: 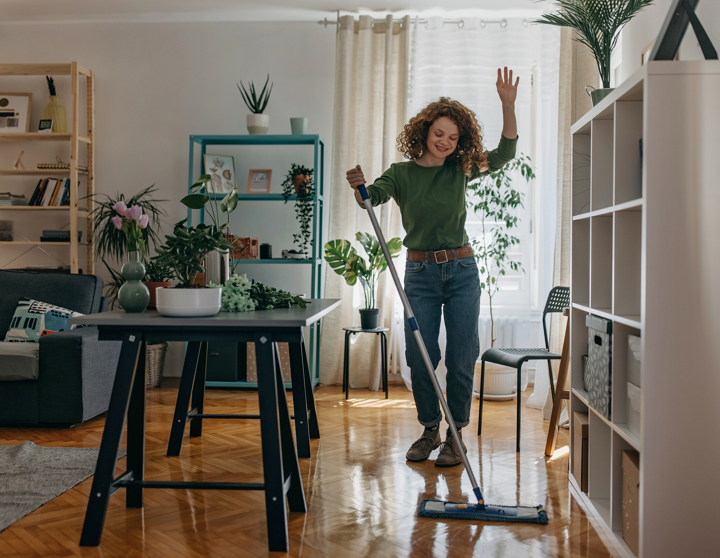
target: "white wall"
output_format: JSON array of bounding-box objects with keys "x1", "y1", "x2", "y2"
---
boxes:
[
  {"x1": 620, "y1": 0, "x2": 720, "y2": 82},
  {"x1": 0, "y1": 20, "x2": 336, "y2": 375}
]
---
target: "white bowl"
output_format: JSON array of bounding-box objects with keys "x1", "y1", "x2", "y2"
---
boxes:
[{"x1": 155, "y1": 287, "x2": 222, "y2": 317}]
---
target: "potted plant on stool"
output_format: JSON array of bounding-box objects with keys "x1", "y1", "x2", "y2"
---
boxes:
[
  {"x1": 324, "y1": 232, "x2": 402, "y2": 330},
  {"x1": 467, "y1": 154, "x2": 534, "y2": 399},
  {"x1": 152, "y1": 220, "x2": 231, "y2": 317}
]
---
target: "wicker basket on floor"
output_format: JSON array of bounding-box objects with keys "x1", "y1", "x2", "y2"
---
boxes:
[{"x1": 146, "y1": 342, "x2": 167, "y2": 389}]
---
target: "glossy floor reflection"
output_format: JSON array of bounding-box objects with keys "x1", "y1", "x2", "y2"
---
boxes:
[{"x1": 0, "y1": 383, "x2": 616, "y2": 557}]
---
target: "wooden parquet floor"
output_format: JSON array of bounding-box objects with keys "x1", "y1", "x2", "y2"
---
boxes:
[{"x1": 0, "y1": 383, "x2": 617, "y2": 557}]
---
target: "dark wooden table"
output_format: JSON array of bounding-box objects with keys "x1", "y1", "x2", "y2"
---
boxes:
[{"x1": 70, "y1": 299, "x2": 340, "y2": 552}]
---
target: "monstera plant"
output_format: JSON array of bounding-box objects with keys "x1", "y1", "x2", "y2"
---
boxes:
[{"x1": 324, "y1": 232, "x2": 402, "y2": 329}]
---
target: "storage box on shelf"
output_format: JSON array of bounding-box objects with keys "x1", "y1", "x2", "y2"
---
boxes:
[
  {"x1": 0, "y1": 63, "x2": 95, "y2": 274},
  {"x1": 569, "y1": 60, "x2": 720, "y2": 557}
]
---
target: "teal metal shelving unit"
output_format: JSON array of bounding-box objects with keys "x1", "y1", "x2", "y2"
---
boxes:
[{"x1": 187, "y1": 134, "x2": 325, "y2": 389}]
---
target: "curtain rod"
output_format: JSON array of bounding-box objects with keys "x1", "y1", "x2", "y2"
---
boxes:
[{"x1": 317, "y1": 16, "x2": 532, "y2": 29}]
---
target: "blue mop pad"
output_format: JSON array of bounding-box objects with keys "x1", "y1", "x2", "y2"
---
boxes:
[{"x1": 419, "y1": 499, "x2": 548, "y2": 524}]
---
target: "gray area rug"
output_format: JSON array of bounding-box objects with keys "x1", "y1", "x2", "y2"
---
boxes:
[{"x1": 0, "y1": 441, "x2": 126, "y2": 532}]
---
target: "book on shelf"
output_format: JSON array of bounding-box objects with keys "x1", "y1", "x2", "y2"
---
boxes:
[
  {"x1": 41, "y1": 179, "x2": 58, "y2": 207},
  {"x1": 48, "y1": 179, "x2": 61, "y2": 206},
  {"x1": 29, "y1": 179, "x2": 46, "y2": 206},
  {"x1": 59, "y1": 179, "x2": 71, "y2": 206}
]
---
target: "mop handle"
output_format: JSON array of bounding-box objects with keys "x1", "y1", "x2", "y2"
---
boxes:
[{"x1": 357, "y1": 184, "x2": 484, "y2": 505}]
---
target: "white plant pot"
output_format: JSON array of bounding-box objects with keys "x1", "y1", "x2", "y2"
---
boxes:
[
  {"x1": 155, "y1": 287, "x2": 222, "y2": 317},
  {"x1": 247, "y1": 113, "x2": 269, "y2": 135},
  {"x1": 473, "y1": 363, "x2": 517, "y2": 401}
]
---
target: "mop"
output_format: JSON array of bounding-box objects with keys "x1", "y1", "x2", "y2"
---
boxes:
[{"x1": 357, "y1": 184, "x2": 548, "y2": 524}]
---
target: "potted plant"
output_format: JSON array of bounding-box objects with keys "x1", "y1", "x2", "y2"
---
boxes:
[
  {"x1": 536, "y1": 0, "x2": 653, "y2": 105},
  {"x1": 467, "y1": 154, "x2": 534, "y2": 399},
  {"x1": 324, "y1": 232, "x2": 402, "y2": 330},
  {"x1": 181, "y1": 173, "x2": 239, "y2": 284},
  {"x1": 152, "y1": 220, "x2": 231, "y2": 317},
  {"x1": 142, "y1": 259, "x2": 173, "y2": 309},
  {"x1": 110, "y1": 203, "x2": 151, "y2": 313},
  {"x1": 281, "y1": 164, "x2": 315, "y2": 257},
  {"x1": 237, "y1": 74, "x2": 273, "y2": 135}
]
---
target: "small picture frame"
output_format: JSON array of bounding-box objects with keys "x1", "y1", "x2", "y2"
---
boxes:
[
  {"x1": 38, "y1": 119, "x2": 53, "y2": 133},
  {"x1": 203, "y1": 154, "x2": 236, "y2": 193},
  {"x1": 0, "y1": 92, "x2": 32, "y2": 133},
  {"x1": 247, "y1": 169, "x2": 272, "y2": 194}
]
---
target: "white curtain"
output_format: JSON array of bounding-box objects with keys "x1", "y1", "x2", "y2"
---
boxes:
[
  {"x1": 401, "y1": 18, "x2": 561, "y2": 392},
  {"x1": 320, "y1": 15, "x2": 410, "y2": 388}
]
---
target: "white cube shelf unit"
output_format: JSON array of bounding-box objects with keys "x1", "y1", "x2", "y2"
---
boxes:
[{"x1": 570, "y1": 60, "x2": 720, "y2": 558}]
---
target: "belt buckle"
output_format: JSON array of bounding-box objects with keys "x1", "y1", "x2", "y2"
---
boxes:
[{"x1": 434, "y1": 250, "x2": 449, "y2": 264}]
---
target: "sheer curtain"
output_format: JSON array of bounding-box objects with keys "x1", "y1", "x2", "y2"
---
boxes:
[
  {"x1": 391, "y1": 18, "x2": 561, "y2": 392},
  {"x1": 320, "y1": 15, "x2": 410, "y2": 388}
]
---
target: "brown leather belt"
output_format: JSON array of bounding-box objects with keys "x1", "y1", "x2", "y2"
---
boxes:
[{"x1": 406, "y1": 244, "x2": 474, "y2": 263}]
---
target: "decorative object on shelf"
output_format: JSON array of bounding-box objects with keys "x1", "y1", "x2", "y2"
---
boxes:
[
  {"x1": 536, "y1": 0, "x2": 654, "y2": 105},
  {"x1": 152, "y1": 219, "x2": 230, "y2": 317},
  {"x1": 40, "y1": 229, "x2": 82, "y2": 242},
  {"x1": 228, "y1": 236, "x2": 257, "y2": 259},
  {"x1": 585, "y1": 314, "x2": 612, "y2": 419},
  {"x1": 0, "y1": 92, "x2": 32, "y2": 133},
  {"x1": 281, "y1": 249, "x2": 304, "y2": 260},
  {"x1": 43, "y1": 77, "x2": 67, "y2": 133},
  {"x1": 467, "y1": 154, "x2": 533, "y2": 398},
  {"x1": 142, "y1": 259, "x2": 173, "y2": 309},
  {"x1": 247, "y1": 169, "x2": 272, "y2": 193},
  {"x1": 290, "y1": 117, "x2": 308, "y2": 135},
  {"x1": 324, "y1": 232, "x2": 402, "y2": 330},
  {"x1": 37, "y1": 156, "x2": 88, "y2": 173},
  {"x1": 281, "y1": 163, "x2": 314, "y2": 256},
  {"x1": 260, "y1": 243, "x2": 272, "y2": 259},
  {"x1": 237, "y1": 74, "x2": 272, "y2": 135},
  {"x1": 649, "y1": 0, "x2": 717, "y2": 61},
  {"x1": 203, "y1": 154, "x2": 236, "y2": 193},
  {"x1": 0, "y1": 192, "x2": 27, "y2": 206},
  {"x1": 13, "y1": 151, "x2": 25, "y2": 170},
  {"x1": 38, "y1": 119, "x2": 53, "y2": 133}
]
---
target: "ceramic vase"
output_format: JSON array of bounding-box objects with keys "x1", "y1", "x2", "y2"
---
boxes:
[
  {"x1": 247, "y1": 113, "x2": 269, "y2": 135},
  {"x1": 43, "y1": 96, "x2": 67, "y2": 133},
  {"x1": 118, "y1": 251, "x2": 150, "y2": 313}
]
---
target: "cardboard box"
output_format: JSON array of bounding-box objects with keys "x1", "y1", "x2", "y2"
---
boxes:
[
  {"x1": 622, "y1": 450, "x2": 640, "y2": 556},
  {"x1": 573, "y1": 412, "x2": 589, "y2": 492},
  {"x1": 586, "y1": 314, "x2": 612, "y2": 419}
]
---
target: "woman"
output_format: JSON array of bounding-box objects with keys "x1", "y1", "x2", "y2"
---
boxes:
[{"x1": 346, "y1": 67, "x2": 519, "y2": 466}]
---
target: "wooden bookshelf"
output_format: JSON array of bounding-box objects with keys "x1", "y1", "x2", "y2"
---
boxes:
[{"x1": 0, "y1": 62, "x2": 94, "y2": 273}]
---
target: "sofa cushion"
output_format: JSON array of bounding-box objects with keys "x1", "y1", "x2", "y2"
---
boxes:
[
  {"x1": 0, "y1": 270, "x2": 103, "y2": 339},
  {"x1": 4, "y1": 298, "x2": 83, "y2": 343},
  {"x1": 0, "y1": 341, "x2": 39, "y2": 380}
]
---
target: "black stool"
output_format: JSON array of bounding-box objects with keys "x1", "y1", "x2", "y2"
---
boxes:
[{"x1": 342, "y1": 327, "x2": 389, "y2": 399}]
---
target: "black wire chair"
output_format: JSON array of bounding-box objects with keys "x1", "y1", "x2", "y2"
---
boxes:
[{"x1": 477, "y1": 286, "x2": 570, "y2": 452}]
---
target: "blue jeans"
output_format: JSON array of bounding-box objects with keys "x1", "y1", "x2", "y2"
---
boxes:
[{"x1": 404, "y1": 256, "x2": 481, "y2": 429}]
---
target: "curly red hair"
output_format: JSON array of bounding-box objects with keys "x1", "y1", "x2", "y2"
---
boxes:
[{"x1": 397, "y1": 97, "x2": 488, "y2": 176}]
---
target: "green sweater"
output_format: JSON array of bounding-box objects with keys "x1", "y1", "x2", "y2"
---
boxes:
[{"x1": 361, "y1": 135, "x2": 518, "y2": 251}]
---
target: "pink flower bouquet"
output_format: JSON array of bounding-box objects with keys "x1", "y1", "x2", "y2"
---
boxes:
[{"x1": 112, "y1": 201, "x2": 148, "y2": 259}]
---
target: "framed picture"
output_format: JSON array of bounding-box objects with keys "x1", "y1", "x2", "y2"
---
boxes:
[
  {"x1": 38, "y1": 119, "x2": 53, "y2": 133},
  {"x1": 203, "y1": 154, "x2": 236, "y2": 193},
  {"x1": 0, "y1": 92, "x2": 32, "y2": 133},
  {"x1": 247, "y1": 169, "x2": 272, "y2": 194}
]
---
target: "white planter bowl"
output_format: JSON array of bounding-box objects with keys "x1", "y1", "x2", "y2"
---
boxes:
[
  {"x1": 247, "y1": 113, "x2": 269, "y2": 135},
  {"x1": 473, "y1": 363, "x2": 517, "y2": 401},
  {"x1": 155, "y1": 287, "x2": 222, "y2": 317}
]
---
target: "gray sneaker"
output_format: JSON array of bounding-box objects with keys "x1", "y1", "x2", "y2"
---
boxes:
[
  {"x1": 406, "y1": 428, "x2": 441, "y2": 462},
  {"x1": 435, "y1": 431, "x2": 467, "y2": 467}
]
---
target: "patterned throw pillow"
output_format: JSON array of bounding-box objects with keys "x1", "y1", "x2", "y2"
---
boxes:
[{"x1": 4, "y1": 298, "x2": 84, "y2": 343}]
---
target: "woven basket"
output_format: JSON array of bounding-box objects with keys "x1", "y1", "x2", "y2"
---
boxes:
[{"x1": 146, "y1": 343, "x2": 167, "y2": 389}]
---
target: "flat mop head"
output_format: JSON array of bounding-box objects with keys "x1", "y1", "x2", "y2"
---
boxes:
[{"x1": 419, "y1": 499, "x2": 548, "y2": 525}]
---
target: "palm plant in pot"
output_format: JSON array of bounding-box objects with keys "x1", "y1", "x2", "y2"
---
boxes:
[
  {"x1": 237, "y1": 74, "x2": 273, "y2": 135},
  {"x1": 536, "y1": 0, "x2": 654, "y2": 105},
  {"x1": 152, "y1": 220, "x2": 231, "y2": 317},
  {"x1": 467, "y1": 154, "x2": 534, "y2": 399},
  {"x1": 324, "y1": 232, "x2": 402, "y2": 330},
  {"x1": 281, "y1": 163, "x2": 315, "y2": 258}
]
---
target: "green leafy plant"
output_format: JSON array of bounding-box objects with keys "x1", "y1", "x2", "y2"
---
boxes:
[
  {"x1": 236, "y1": 75, "x2": 273, "y2": 114},
  {"x1": 281, "y1": 164, "x2": 315, "y2": 256},
  {"x1": 467, "y1": 154, "x2": 534, "y2": 347},
  {"x1": 324, "y1": 232, "x2": 402, "y2": 310},
  {"x1": 88, "y1": 185, "x2": 166, "y2": 265},
  {"x1": 211, "y1": 275, "x2": 307, "y2": 311},
  {"x1": 181, "y1": 173, "x2": 238, "y2": 231},
  {"x1": 152, "y1": 220, "x2": 231, "y2": 288},
  {"x1": 536, "y1": 0, "x2": 654, "y2": 89},
  {"x1": 143, "y1": 259, "x2": 174, "y2": 282}
]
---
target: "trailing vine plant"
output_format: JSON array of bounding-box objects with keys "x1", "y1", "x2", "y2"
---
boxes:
[{"x1": 281, "y1": 163, "x2": 315, "y2": 257}]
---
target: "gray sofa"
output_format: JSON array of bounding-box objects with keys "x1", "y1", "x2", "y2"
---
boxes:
[{"x1": 0, "y1": 270, "x2": 121, "y2": 426}]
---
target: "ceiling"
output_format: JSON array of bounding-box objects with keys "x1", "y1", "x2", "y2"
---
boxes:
[{"x1": 0, "y1": 0, "x2": 552, "y2": 24}]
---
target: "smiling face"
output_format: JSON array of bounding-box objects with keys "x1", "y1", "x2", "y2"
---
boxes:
[{"x1": 425, "y1": 116, "x2": 459, "y2": 161}]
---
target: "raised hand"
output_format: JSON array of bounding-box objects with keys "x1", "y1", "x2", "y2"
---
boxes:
[{"x1": 496, "y1": 67, "x2": 519, "y2": 106}]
